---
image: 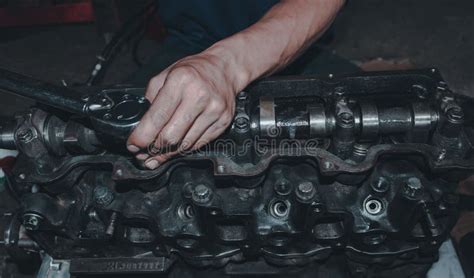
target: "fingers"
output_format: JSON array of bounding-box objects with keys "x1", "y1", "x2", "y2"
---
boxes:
[
  {"x1": 143, "y1": 109, "x2": 220, "y2": 168},
  {"x1": 138, "y1": 109, "x2": 233, "y2": 169},
  {"x1": 127, "y1": 79, "x2": 181, "y2": 151},
  {"x1": 127, "y1": 59, "x2": 237, "y2": 169},
  {"x1": 173, "y1": 96, "x2": 232, "y2": 151},
  {"x1": 144, "y1": 68, "x2": 170, "y2": 102},
  {"x1": 132, "y1": 98, "x2": 205, "y2": 163},
  {"x1": 179, "y1": 111, "x2": 221, "y2": 150},
  {"x1": 193, "y1": 113, "x2": 233, "y2": 149},
  {"x1": 152, "y1": 92, "x2": 209, "y2": 150}
]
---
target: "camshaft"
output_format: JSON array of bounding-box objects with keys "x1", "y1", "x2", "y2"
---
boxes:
[{"x1": 253, "y1": 96, "x2": 440, "y2": 142}]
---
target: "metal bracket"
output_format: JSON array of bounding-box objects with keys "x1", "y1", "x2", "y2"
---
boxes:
[{"x1": 37, "y1": 255, "x2": 71, "y2": 278}]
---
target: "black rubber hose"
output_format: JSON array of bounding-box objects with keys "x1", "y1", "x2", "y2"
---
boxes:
[
  {"x1": 0, "y1": 68, "x2": 84, "y2": 115},
  {"x1": 85, "y1": 1, "x2": 158, "y2": 86}
]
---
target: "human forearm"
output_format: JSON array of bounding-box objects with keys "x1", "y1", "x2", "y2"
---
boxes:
[
  {"x1": 206, "y1": 0, "x2": 345, "y2": 92},
  {"x1": 127, "y1": 0, "x2": 345, "y2": 168}
]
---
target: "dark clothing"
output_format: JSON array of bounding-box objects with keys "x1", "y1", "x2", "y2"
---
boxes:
[
  {"x1": 156, "y1": 0, "x2": 279, "y2": 51},
  {"x1": 129, "y1": 0, "x2": 359, "y2": 85},
  {"x1": 460, "y1": 232, "x2": 474, "y2": 271},
  {"x1": 129, "y1": 40, "x2": 360, "y2": 85}
]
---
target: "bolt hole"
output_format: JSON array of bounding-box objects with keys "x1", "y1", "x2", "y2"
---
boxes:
[
  {"x1": 184, "y1": 205, "x2": 194, "y2": 219},
  {"x1": 274, "y1": 179, "x2": 291, "y2": 196},
  {"x1": 178, "y1": 204, "x2": 195, "y2": 220},
  {"x1": 365, "y1": 198, "x2": 383, "y2": 215},
  {"x1": 270, "y1": 200, "x2": 290, "y2": 218},
  {"x1": 276, "y1": 203, "x2": 286, "y2": 214}
]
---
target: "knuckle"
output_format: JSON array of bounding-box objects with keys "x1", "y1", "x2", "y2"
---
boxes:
[
  {"x1": 146, "y1": 76, "x2": 163, "y2": 98},
  {"x1": 194, "y1": 89, "x2": 210, "y2": 103},
  {"x1": 159, "y1": 130, "x2": 177, "y2": 146},
  {"x1": 182, "y1": 112, "x2": 195, "y2": 124},
  {"x1": 207, "y1": 124, "x2": 220, "y2": 134},
  {"x1": 208, "y1": 100, "x2": 225, "y2": 115},
  {"x1": 221, "y1": 112, "x2": 233, "y2": 126},
  {"x1": 151, "y1": 109, "x2": 169, "y2": 124},
  {"x1": 216, "y1": 121, "x2": 229, "y2": 130},
  {"x1": 170, "y1": 66, "x2": 199, "y2": 83},
  {"x1": 149, "y1": 76, "x2": 162, "y2": 87}
]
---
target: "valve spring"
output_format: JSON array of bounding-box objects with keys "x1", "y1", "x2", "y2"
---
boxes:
[{"x1": 352, "y1": 143, "x2": 369, "y2": 157}]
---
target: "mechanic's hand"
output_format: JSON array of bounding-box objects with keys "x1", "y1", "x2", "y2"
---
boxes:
[{"x1": 127, "y1": 52, "x2": 238, "y2": 169}]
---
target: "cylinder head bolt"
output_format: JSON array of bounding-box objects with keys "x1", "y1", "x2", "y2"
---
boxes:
[
  {"x1": 192, "y1": 184, "x2": 213, "y2": 204},
  {"x1": 17, "y1": 128, "x2": 35, "y2": 143},
  {"x1": 439, "y1": 104, "x2": 464, "y2": 137},
  {"x1": 22, "y1": 213, "x2": 43, "y2": 231},
  {"x1": 296, "y1": 181, "x2": 316, "y2": 202},
  {"x1": 274, "y1": 178, "x2": 292, "y2": 196},
  {"x1": 446, "y1": 106, "x2": 464, "y2": 124},
  {"x1": 402, "y1": 177, "x2": 423, "y2": 200},
  {"x1": 93, "y1": 186, "x2": 115, "y2": 207},
  {"x1": 371, "y1": 177, "x2": 390, "y2": 195}
]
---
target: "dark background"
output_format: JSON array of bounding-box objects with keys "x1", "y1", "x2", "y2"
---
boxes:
[{"x1": 0, "y1": 0, "x2": 473, "y2": 117}]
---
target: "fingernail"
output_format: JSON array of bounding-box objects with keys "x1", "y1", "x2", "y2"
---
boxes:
[
  {"x1": 136, "y1": 153, "x2": 149, "y2": 160},
  {"x1": 127, "y1": 145, "x2": 140, "y2": 153},
  {"x1": 145, "y1": 159, "x2": 159, "y2": 170}
]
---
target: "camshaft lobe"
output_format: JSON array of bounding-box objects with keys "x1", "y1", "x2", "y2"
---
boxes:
[
  {"x1": 255, "y1": 97, "x2": 438, "y2": 141},
  {"x1": 0, "y1": 118, "x2": 16, "y2": 149}
]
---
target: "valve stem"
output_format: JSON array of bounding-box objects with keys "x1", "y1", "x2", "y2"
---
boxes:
[{"x1": 106, "y1": 212, "x2": 118, "y2": 237}]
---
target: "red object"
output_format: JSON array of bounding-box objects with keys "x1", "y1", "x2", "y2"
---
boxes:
[
  {"x1": 0, "y1": 156, "x2": 16, "y2": 174},
  {"x1": 0, "y1": 1, "x2": 95, "y2": 27}
]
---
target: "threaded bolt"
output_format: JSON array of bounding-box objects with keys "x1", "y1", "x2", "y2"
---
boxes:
[
  {"x1": 371, "y1": 177, "x2": 390, "y2": 194},
  {"x1": 17, "y1": 128, "x2": 34, "y2": 142},
  {"x1": 446, "y1": 106, "x2": 464, "y2": 123},
  {"x1": 22, "y1": 213, "x2": 42, "y2": 231},
  {"x1": 296, "y1": 181, "x2": 316, "y2": 202},
  {"x1": 237, "y1": 91, "x2": 248, "y2": 101},
  {"x1": 93, "y1": 186, "x2": 115, "y2": 207},
  {"x1": 105, "y1": 212, "x2": 118, "y2": 237},
  {"x1": 403, "y1": 177, "x2": 423, "y2": 199},
  {"x1": 192, "y1": 184, "x2": 213, "y2": 204},
  {"x1": 274, "y1": 178, "x2": 292, "y2": 196}
]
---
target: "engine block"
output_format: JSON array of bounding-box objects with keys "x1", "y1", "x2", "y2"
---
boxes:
[{"x1": 0, "y1": 68, "x2": 472, "y2": 277}]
